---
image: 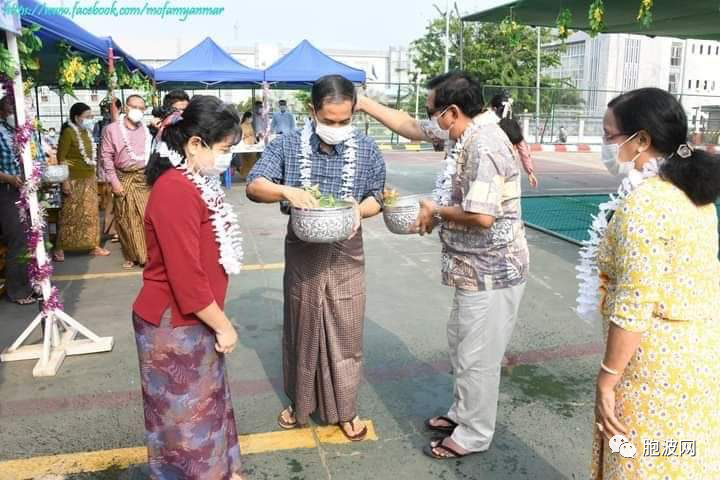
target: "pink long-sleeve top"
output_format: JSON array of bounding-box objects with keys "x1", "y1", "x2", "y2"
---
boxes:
[{"x1": 101, "y1": 118, "x2": 150, "y2": 191}]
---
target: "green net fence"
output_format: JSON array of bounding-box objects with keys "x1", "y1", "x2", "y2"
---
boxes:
[{"x1": 522, "y1": 195, "x2": 720, "y2": 245}]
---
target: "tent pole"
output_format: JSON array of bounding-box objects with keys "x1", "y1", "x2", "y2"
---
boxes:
[{"x1": 34, "y1": 85, "x2": 41, "y2": 144}]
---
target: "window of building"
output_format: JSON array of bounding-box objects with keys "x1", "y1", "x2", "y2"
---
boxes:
[
  {"x1": 713, "y1": 81, "x2": 717, "y2": 91},
  {"x1": 704, "y1": 80, "x2": 709, "y2": 90},
  {"x1": 668, "y1": 73, "x2": 678, "y2": 93},
  {"x1": 710, "y1": 44, "x2": 713, "y2": 55},
  {"x1": 700, "y1": 45, "x2": 704, "y2": 54},
  {"x1": 670, "y1": 42, "x2": 683, "y2": 67},
  {"x1": 697, "y1": 79, "x2": 701, "y2": 89},
  {"x1": 692, "y1": 43, "x2": 696, "y2": 54},
  {"x1": 689, "y1": 79, "x2": 693, "y2": 89},
  {"x1": 716, "y1": 46, "x2": 719, "y2": 55}
]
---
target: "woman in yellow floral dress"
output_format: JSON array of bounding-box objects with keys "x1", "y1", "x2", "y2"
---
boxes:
[{"x1": 591, "y1": 88, "x2": 720, "y2": 479}]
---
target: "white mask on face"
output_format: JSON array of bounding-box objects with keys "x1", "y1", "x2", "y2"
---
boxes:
[
  {"x1": 199, "y1": 150, "x2": 233, "y2": 177},
  {"x1": 127, "y1": 108, "x2": 144, "y2": 124},
  {"x1": 315, "y1": 121, "x2": 354, "y2": 145},
  {"x1": 5, "y1": 114, "x2": 15, "y2": 127},
  {"x1": 601, "y1": 132, "x2": 639, "y2": 177},
  {"x1": 82, "y1": 118, "x2": 94, "y2": 130},
  {"x1": 426, "y1": 116, "x2": 450, "y2": 141}
]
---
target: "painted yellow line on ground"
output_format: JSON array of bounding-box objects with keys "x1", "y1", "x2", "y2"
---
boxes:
[
  {"x1": 48, "y1": 263, "x2": 286, "y2": 282},
  {"x1": 378, "y1": 144, "x2": 392, "y2": 151},
  {"x1": 0, "y1": 421, "x2": 377, "y2": 480},
  {"x1": 404, "y1": 144, "x2": 421, "y2": 151}
]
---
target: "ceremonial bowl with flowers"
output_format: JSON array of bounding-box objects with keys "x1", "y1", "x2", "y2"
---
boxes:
[
  {"x1": 382, "y1": 188, "x2": 422, "y2": 234},
  {"x1": 290, "y1": 185, "x2": 355, "y2": 243}
]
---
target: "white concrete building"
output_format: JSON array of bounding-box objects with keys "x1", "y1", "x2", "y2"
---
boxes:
[{"x1": 543, "y1": 31, "x2": 720, "y2": 122}]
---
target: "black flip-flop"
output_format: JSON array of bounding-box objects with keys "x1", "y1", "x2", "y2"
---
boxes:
[
  {"x1": 423, "y1": 437, "x2": 478, "y2": 460},
  {"x1": 425, "y1": 415, "x2": 458, "y2": 434}
]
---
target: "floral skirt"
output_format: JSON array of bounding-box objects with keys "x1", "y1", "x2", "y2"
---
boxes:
[{"x1": 133, "y1": 311, "x2": 243, "y2": 479}]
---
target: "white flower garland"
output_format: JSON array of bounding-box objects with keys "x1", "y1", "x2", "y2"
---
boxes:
[
  {"x1": 154, "y1": 141, "x2": 244, "y2": 275},
  {"x1": 431, "y1": 112, "x2": 495, "y2": 206},
  {"x1": 575, "y1": 158, "x2": 661, "y2": 322},
  {"x1": 298, "y1": 120, "x2": 357, "y2": 199},
  {"x1": 68, "y1": 121, "x2": 97, "y2": 166},
  {"x1": 118, "y1": 114, "x2": 152, "y2": 165}
]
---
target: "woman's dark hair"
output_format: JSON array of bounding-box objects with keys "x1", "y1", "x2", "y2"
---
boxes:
[
  {"x1": 242, "y1": 111, "x2": 252, "y2": 123},
  {"x1": 498, "y1": 117, "x2": 523, "y2": 145},
  {"x1": 427, "y1": 71, "x2": 484, "y2": 118},
  {"x1": 146, "y1": 95, "x2": 241, "y2": 186},
  {"x1": 490, "y1": 92, "x2": 510, "y2": 113},
  {"x1": 152, "y1": 90, "x2": 190, "y2": 119},
  {"x1": 61, "y1": 102, "x2": 91, "y2": 134},
  {"x1": 608, "y1": 87, "x2": 720, "y2": 206},
  {"x1": 311, "y1": 74, "x2": 356, "y2": 112},
  {"x1": 163, "y1": 89, "x2": 190, "y2": 109}
]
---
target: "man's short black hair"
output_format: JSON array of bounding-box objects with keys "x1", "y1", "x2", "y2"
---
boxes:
[
  {"x1": 162, "y1": 89, "x2": 189, "y2": 109},
  {"x1": 255, "y1": 100, "x2": 263, "y2": 106},
  {"x1": 427, "y1": 71, "x2": 484, "y2": 118},
  {"x1": 279, "y1": 99, "x2": 287, "y2": 105},
  {"x1": 126, "y1": 94, "x2": 146, "y2": 106}
]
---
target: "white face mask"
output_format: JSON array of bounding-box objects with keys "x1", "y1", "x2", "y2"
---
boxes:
[
  {"x1": 315, "y1": 121, "x2": 354, "y2": 145},
  {"x1": 426, "y1": 116, "x2": 450, "y2": 141},
  {"x1": 82, "y1": 118, "x2": 94, "y2": 130},
  {"x1": 601, "y1": 132, "x2": 638, "y2": 177},
  {"x1": 200, "y1": 150, "x2": 233, "y2": 177},
  {"x1": 5, "y1": 114, "x2": 15, "y2": 127},
  {"x1": 127, "y1": 108, "x2": 144, "y2": 124}
]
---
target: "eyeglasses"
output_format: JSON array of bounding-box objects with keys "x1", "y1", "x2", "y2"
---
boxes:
[
  {"x1": 426, "y1": 105, "x2": 451, "y2": 120},
  {"x1": 602, "y1": 132, "x2": 628, "y2": 142}
]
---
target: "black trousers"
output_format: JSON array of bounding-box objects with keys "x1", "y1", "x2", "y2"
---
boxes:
[{"x1": 0, "y1": 183, "x2": 32, "y2": 300}]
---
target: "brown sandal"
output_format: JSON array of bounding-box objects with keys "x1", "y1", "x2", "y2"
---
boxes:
[
  {"x1": 277, "y1": 406, "x2": 298, "y2": 430},
  {"x1": 339, "y1": 416, "x2": 368, "y2": 442},
  {"x1": 425, "y1": 415, "x2": 458, "y2": 434},
  {"x1": 11, "y1": 295, "x2": 38, "y2": 305}
]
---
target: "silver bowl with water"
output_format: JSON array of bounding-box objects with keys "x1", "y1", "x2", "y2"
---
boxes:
[
  {"x1": 383, "y1": 194, "x2": 424, "y2": 234},
  {"x1": 42, "y1": 164, "x2": 69, "y2": 184},
  {"x1": 291, "y1": 201, "x2": 355, "y2": 243}
]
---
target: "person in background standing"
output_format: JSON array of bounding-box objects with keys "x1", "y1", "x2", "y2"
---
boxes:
[
  {"x1": 234, "y1": 111, "x2": 257, "y2": 181},
  {"x1": 53, "y1": 102, "x2": 110, "y2": 262},
  {"x1": 95, "y1": 97, "x2": 122, "y2": 243},
  {"x1": 101, "y1": 94, "x2": 151, "y2": 270},
  {"x1": 498, "y1": 117, "x2": 539, "y2": 189},
  {"x1": 0, "y1": 96, "x2": 35, "y2": 305},
  {"x1": 252, "y1": 100, "x2": 267, "y2": 141},
  {"x1": 149, "y1": 89, "x2": 190, "y2": 139},
  {"x1": 558, "y1": 125, "x2": 568, "y2": 143},
  {"x1": 271, "y1": 99, "x2": 295, "y2": 136}
]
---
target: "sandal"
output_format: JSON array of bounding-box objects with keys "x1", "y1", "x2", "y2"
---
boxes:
[
  {"x1": 277, "y1": 406, "x2": 298, "y2": 430},
  {"x1": 11, "y1": 295, "x2": 38, "y2": 305},
  {"x1": 111, "y1": 235, "x2": 120, "y2": 243},
  {"x1": 339, "y1": 416, "x2": 368, "y2": 442},
  {"x1": 122, "y1": 261, "x2": 135, "y2": 270},
  {"x1": 423, "y1": 437, "x2": 478, "y2": 460},
  {"x1": 90, "y1": 247, "x2": 111, "y2": 257},
  {"x1": 425, "y1": 415, "x2": 458, "y2": 434}
]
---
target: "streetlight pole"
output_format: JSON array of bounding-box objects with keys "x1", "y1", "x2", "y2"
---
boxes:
[
  {"x1": 454, "y1": 2, "x2": 463, "y2": 70},
  {"x1": 444, "y1": 0, "x2": 450, "y2": 72},
  {"x1": 535, "y1": 27, "x2": 541, "y2": 143},
  {"x1": 415, "y1": 73, "x2": 421, "y2": 119}
]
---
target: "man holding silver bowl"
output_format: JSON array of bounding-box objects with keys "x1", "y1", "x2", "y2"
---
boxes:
[
  {"x1": 246, "y1": 74, "x2": 386, "y2": 441},
  {"x1": 357, "y1": 72, "x2": 529, "y2": 460}
]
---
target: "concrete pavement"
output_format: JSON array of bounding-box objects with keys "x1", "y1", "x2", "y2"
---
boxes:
[{"x1": 0, "y1": 151, "x2": 605, "y2": 479}]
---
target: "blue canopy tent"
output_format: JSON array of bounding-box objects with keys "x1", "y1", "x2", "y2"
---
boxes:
[
  {"x1": 19, "y1": 0, "x2": 153, "y2": 85},
  {"x1": 264, "y1": 39, "x2": 366, "y2": 86},
  {"x1": 154, "y1": 37, "x2": 263, "y2": 88}
]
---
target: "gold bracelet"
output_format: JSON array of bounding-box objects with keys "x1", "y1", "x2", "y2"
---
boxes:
[{"x1": 600, "y1": 361, "x2": 622, "y2": 376}]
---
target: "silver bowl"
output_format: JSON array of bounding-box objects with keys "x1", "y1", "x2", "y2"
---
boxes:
[
  {"x1": 383, "y1": 194, "x2": 423, "y2": 234},
  {"x1": 42, "y1": 164, "x2": 69, "y2": 184},
  {"x1": 291, "y1": 201, "x2": 355, "y2": 243}
]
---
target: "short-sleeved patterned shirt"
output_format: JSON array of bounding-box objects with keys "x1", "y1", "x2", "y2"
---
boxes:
[
  {"x1": 247, "y1": 126, "x2": 386, "y2": 213},
  {"x1": 439, "y1": 122, "x2": 530, "y2": 291}
]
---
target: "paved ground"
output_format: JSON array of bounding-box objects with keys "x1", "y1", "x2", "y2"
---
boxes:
[{"x1": 0, "y1": 151, "x2": 610, "y2": 479}]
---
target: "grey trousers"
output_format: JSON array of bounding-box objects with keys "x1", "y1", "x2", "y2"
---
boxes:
[
  {"x1": 446, "y1": 282, "x2": 526, "y2": 452},
  {"x1": 0, "y1": 184, "x2": 32, "y2": 300}
]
